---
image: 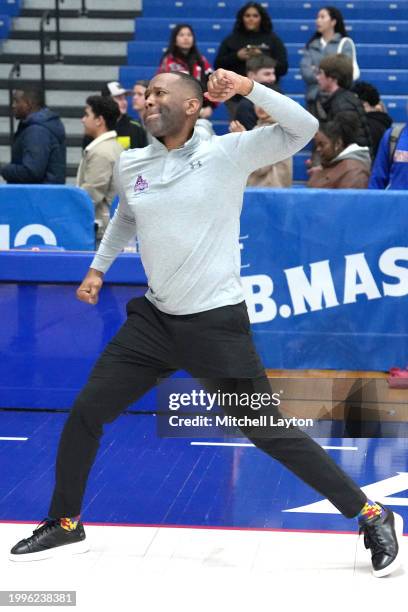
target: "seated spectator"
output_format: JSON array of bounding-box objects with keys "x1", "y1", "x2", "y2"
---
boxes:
[
  {"x1": 132, "y1": 79, "x2": 149, "y2": 122},
  {"x1": 229, "y1": 100, "x2": 293, "y2": 187},
  {"x1": 158, "y1": 24, "x2": 216, "y2": 120},
  {"x1": 300, "y1": 7, "x2": 356, "y2": 115},
  {"x1": 235, "y1": 55, "x2": 279, "y2": 130},
  {"x1": 83, "y1": 81, "x2": 147, "y2": 150},
  {"x1": 307, "y1": 112, "x2": 371, "y2": 189},
  {"x1": 316, "y1": 54, "x2": 371, "y2": 152},
  {"x1": 351, "y1": 81, "x2": 393, "y2": 158},
  {"x1": 215, "y1": 1, "x2": 288, "y2": 117},
  {"x1": 77, "y1": 95, "x2": 123, "y2": 244},
  {"x1": 1, "y1": 87, "x2": 66, "y2": 184},
  {"x1": 369, "y1": 118, "x2": 408, "y2": 190}
]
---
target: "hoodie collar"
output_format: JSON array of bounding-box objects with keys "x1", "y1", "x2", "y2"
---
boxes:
[{"x1": 85, "y1": 130, "x2": 118, "y2": 152}]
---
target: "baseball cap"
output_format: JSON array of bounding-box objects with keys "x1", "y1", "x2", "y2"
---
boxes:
[{"x1": 101, "y1": 81, "x2": 131, "y2": 97}]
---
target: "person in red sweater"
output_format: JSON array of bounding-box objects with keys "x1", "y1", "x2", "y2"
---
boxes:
[{"x1": 158, "y1": 24, "x2": 216, "y2": 120}]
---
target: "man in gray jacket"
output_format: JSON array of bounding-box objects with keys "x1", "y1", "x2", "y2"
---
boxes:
[
  {"x1": 77, "y1": 95, "x2": 124, "y2": 244},
  {"x1": 10, "y1": 70, "x2": 401, "y2": 578}
]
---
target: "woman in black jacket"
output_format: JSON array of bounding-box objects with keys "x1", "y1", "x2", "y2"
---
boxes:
[
  {"x1": 215, "y1": 3, "x2": 288, "y2": 78},
  {"x1": 214, "y1": 2, "x2": 288, "y2": 117}
]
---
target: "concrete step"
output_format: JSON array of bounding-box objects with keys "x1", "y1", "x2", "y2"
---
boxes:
[
  {"x1": 1, "y1": 39, "x2": 128, "y2": 56},
  {"x1": 12, "y1": 16, "x2": 135, "y2": 33},
  {"x1": 0, "y1": 63, "x2": 119, "y2": 80},
  {"x1": 23, "y1": 0, "x2": 142, "y2": 10},
  {"x1": 0, "y1": 89, "x2": 99, "y2": 107},
  {"x1": 0, "y1": 116, "x2": 84, "y2": 136}
]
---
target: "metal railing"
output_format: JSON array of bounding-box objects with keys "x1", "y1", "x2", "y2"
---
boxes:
[
  {"x1": 54, "y1": 0, "x2": 64, "y2": 63},
  {"x1": 39, "y1": 10, "x2": 51, "y2": 105},
  {"x1": 80, "y1": 0, "x2": 88, "y2": 16},
  {"x1": 8, "y1": 62, "x2": 21, "y2": 156}
]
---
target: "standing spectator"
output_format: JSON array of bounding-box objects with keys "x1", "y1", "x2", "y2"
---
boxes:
[
  {"x1": 215, "y1": 2, "x2": 288, "y2": 117},
  {"x1": 307, "y1": 113, "x2": 371, "y2": 189},
  {"x1": 351, "y1": 82, "x2": 393, "y2": 158},
  {"x1": 83, "y1": 82, "x2": 147, "y2": 150},
  {"x1": 235, "y1": 55, "x2": 279, "y2": 130},
  {"x1": 316, "y1": 55, "x2": 371, "y2": 151},
  {"x1": 369, "y1": 118, "x2": 408, "y2": 190},
  {"x1": 77, "y1": 96, "x2": 123, "y2": 244},
  {"x1": 131, "y1": 79, "x2": 153, "y2": 144},
  {"x1": 1, "y1": 87, "x2": 66, "y2": 184},
  {"x1": 300, "y1": 6, "x2": 357, "y2": 115},
  {"x1": 158, "y1": 24, "x2": 216, "y2": 120}
]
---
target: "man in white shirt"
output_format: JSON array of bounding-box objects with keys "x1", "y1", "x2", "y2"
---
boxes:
[{"x1": 77, "y1": 95, "x2": 124, "y2": 244}]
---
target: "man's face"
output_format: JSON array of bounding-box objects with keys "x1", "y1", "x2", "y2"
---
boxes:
[
  {"x1": 316, "y1": 69, "x2": 333, "y2": 92},
  {"x1": 113, "y1": 94, "x2": 128, "y2": 115},
  {"x1": 81, "y1": 105, "x2": 101, "y2": 138},
  {"x1": 144, "y1": 74, "x2": 197, "y2": 138},
  {"x1": 249, "y1": 67, "x2": 276, "y2": 84},
  {"x1": 12, "y1": 91, "x2": 31, "y2": 120},
  {"x1": 132, "y1": 85, "x2": 147, "y2": 112}
]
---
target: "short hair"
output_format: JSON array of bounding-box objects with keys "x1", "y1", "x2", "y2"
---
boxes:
[
  {"x1": 86, "y1": 95, "x2": 120, "y2": 130},
  {"x1": 135, "y1": 79, "x2": 149, "y2": 89},
  {"x1": 319, "y1": 54, "x2": 353, "y2": 89},
  {"x1": 351, "y1": 81, "x2": 380, "y2": 107},
  {"x1": 171, "y1": 71, "x2": 204, "y2": 107},
  {"x1": 17, "y1": 87, "x2": 45, "y2": 109},
  {"x1": 319, "y1": 111, "x2": 360, "y2": 147},
  {"x1": 246, "y1": 55, "x2": 277, "y2": 74}
]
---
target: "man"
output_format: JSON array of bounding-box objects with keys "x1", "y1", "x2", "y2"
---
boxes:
[
  {"x1": 235, "y1": 55, "x2": 280, "y2": 130},
  {"x1": 9, "y1": 70, "x2": 401, "y2": 578},
  {"x1": 1, "y1": 88, "x2": 66, "y2": 184},
  {"x1": 352, "y1": 81, "x2": 393, "y2": 157},
  {"x1": 83, "y1": 81, "x2": 148, "y2": 151},
  {"x1": 316, "y1": 55, "x2": 372, "y2": 153},
  {"x1": 369, "y1": 107, "x2": 408, "y2": 189},
  {"x1": 77, "y1": 95, "x2": 123, "y2": 244}
]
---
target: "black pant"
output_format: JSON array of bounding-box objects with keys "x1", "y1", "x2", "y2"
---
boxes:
[{"x1": 48, "y1": 297, "x2": 366, "y2": 519}]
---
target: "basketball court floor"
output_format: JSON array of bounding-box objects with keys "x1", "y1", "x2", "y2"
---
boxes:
[{"x1": 1, "y1": 371, "x2": 407, "y2": 610}]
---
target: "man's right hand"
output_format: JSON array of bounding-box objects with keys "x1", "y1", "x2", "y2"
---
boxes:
[{"x1": 76, "y1": 268, "x2": 104, "y2": 305}]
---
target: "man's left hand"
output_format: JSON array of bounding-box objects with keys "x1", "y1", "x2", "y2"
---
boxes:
[{"x1": 205, "y1": 69, "x2": 253, "y2": 103}]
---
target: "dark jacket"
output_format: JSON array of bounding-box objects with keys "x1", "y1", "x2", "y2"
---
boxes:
[
  {"x1": 214, "y1": 30, "x2": 288, "y2": 80},
  {"x1": 1, "y1": 108, "x2": 66, "y2": 184},
  {"x1": 319, "y1": 88, "x2": 372, "y2": 151},
  {"x1": 235, "y1": 83, "x2": 281, "y2": 130},
  {"x1": 366, "y1": 111, "x2": 393, "y2": 158},
  {"x1": 83, "y1": 114, "x2": 148, "y2": 150}
]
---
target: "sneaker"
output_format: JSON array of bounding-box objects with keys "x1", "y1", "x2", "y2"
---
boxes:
[
  {"x1": 360, "y1": 503, "x2": 403, "y2": 577},
  {"x1": 9, "y1": 518, "x2": 89, "y2": 562}
]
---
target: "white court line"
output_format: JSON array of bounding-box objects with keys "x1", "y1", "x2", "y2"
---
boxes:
[
  {"x1": 190, "y1": 442, "x2": 358, "y2": 451},
  {"x1": 0, "y1": 437, "x2": 28, "y2": 441}
]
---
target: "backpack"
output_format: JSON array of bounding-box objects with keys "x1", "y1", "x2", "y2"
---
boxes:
[{"x1": 389, "y1": 123, "x2": 405, "y2": 162}]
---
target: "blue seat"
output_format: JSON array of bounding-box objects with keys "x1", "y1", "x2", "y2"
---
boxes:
[
  {"x1": 0, "y1": 0, "x2": 20, "y2": 16},
  {"x1": 0, "y1": 14, "x2": 10, "y2": 38},
  {"x1": 142, "y1": 0, "x2": 408, "y2": 21}
]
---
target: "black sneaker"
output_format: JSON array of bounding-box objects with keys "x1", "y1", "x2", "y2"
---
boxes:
[
  {"x1": 360, "y1": 503, "x2": 403, "y2": 577},
  {"x1": 9, "y1": 518, "x2": 89, "y2": 562}
]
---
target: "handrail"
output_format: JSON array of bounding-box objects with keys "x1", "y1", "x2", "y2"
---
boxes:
[
  {"x1": 8, "y1": 62, "x2": 21, "y2": 156},
  {"x1": 79, "y1": 0, "x2": 88, "y2": 16},
  {"x1": 54, "y1": 0, "x2": 64, "y2": 62},
  {"x1": 39, "y1": 10, "x2": 51, "y2": 105}
]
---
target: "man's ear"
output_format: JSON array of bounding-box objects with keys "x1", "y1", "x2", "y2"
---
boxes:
[{"x1": 184, "y1": 98, "x2": 202, "y2": 116}]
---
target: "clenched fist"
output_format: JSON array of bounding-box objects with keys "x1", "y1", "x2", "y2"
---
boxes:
[
  {"x1": 205, "y1": 69, "x2": 254, "y2": 103},
  {"x1": 76, "y1": 268, "x2": 104, "y2": 305}
]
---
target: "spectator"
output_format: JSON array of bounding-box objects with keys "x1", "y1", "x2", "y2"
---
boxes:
[
  {"x1": 316, "y1": 54, "x2": 372, "y2": 151},
  {"x1": 83, "y1": 81, "x2": 147, "y2": 150},
  {"x1": 369, "y1": 117, "x2": 408, "y2": 190},
  {"x1": 230, "y1": 96, "x2": 293, "y2": 187},
  {"x1": 158, "y1": 24, "x2": 216, "y2": 120},
  {"x1": 300, "y1": 6, "x2": 356, "y2": 115},
  {"x1": 132, "y1": 79, "x2": 149, "y2": 122},
  {"x1": 235, "y1": 55, "x2": 279, "y2": 130},
  {"x1": 307, "y1": 112, "x2": 371, "y2": 188},
  {"x1": 215, "y1": 1, "x2": 288, "y2": 117},
  {"x1": 1, "y1": 87, "x2": 66, "y2": 184},
  {"x1": 351, "y1": 81, "x2": 393, "y2": 158},
  {"x1": 77, "y1": 95, "x2": 123, "y2": 244}
]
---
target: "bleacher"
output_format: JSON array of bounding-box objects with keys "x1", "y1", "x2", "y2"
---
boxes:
[
  {"x1": 0, "y1": 0, "x2": 16, "y2": 38},
  {"x1": 120, "y1": 0, "x2": 408, "y2": 181}
]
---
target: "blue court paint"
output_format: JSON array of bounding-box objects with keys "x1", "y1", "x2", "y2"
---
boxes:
[{"x1": 1, "y1": 411, "x2": 407, "y2": 533}]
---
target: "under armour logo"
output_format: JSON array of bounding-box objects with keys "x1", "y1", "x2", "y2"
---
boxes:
[{"x1": 190, "y1": 161, "x2": 203, "y2": 170}]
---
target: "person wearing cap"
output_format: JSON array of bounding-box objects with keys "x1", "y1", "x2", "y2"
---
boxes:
[{"x1": 83, "y1": 81, "x2": 148, "y2": 150}]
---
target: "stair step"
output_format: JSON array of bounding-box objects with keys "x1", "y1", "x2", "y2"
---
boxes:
[
  {"x1": 11, "y1": 16, "x2": 136, "y2": 33},
  {"x1": 2, "y1": 39, "x2": 128, "y2": 56},
  {"x1": 0, "y1": 54, "x2": 126, "y2": 65},
  {"x1": 0, "y1": 64, "x2": 119, "y2": 79}
]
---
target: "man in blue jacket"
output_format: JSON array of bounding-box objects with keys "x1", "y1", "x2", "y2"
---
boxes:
[
  {"x1": 369, "y1": 121, "x2": 408, "y2": 190},
  {"x1": 1, "y1": 88, "x2": 66, "y2": 184}
]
